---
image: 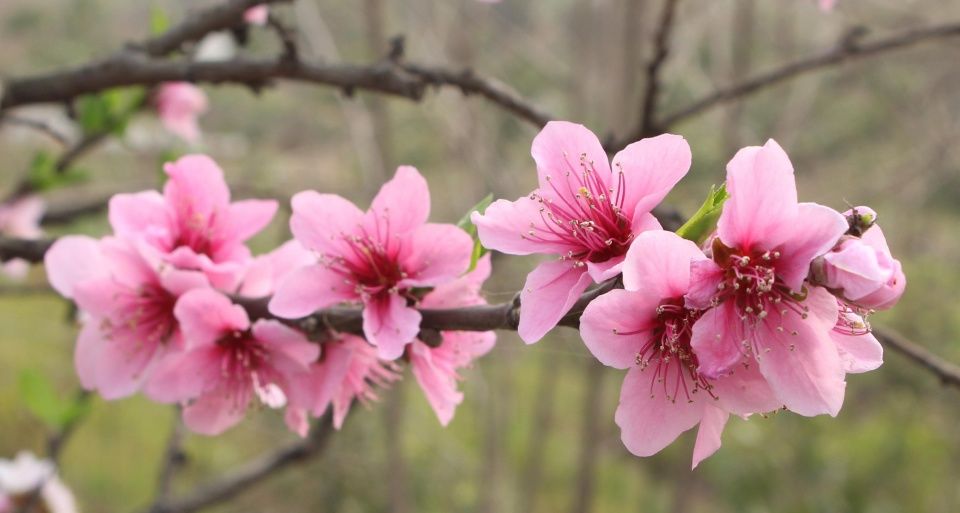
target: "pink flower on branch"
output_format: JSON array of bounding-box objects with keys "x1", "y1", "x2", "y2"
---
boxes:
[
  {"x1": 155, "y1": 82, "x2": 208, "y2": 143},
  {"x1": 473, "y1": 121, "x2": 690, "y2": 343},
  {"x1": 686, "y1": 139, "x2": 853, "y2": 417},
  {"x1": 45, "y1": 236, "x2": 209, "y2": 399},
  {"x1": 410, "y1": 254, "x2": 496, "y2": 426},
  {"x1": 0, "y1": 196, "x2": 45, "y2": 280},
  {"x1": 581, "y1": 231, "x2": 779, "y2": 468},
  {"x1": 269, "y1": 166, "x2": 474, "y2": 360},
  {"x1": 146, "y1": 289, "x2": 318, "y2": 436},
  {"x1": 109, "y1": 154, "x2": 278, "y2": 291},
  {"x1": 244, "y1": 5, "x2": 269, "y2": 26}
]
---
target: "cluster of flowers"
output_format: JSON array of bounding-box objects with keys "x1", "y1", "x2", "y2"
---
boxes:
[
  {"x1": 0, "y1": 452, "x2": 77, "y2": 513},
  {"x1": 45, "y1": 156, "x2": 493, "y2": 436},
  {"x1": 473, "y1": 121, "x2": 905, "y2": 467}
]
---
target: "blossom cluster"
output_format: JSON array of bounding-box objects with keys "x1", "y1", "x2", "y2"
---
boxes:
[
  {"x1": 474, "y1": 122, "x2": 905, "y2": 467},
  {"x1": 0, "y1": 452, "x2": 77, "y2": 513},
  {"x1": 45, "y1": 156, "x2": 493, "y2": 436}
]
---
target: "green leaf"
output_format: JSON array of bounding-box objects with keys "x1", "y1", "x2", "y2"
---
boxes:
[
  {"x1": 76, "y1": 87, "x2": 147, "y2": 137},
  {"x1": 27, "y1": 150, "x2": 57, "y2": 191},
  {"x1": 18, "y1": 370, "x2": 89, "y2": 431},
  {"x1": 458, "y1": 194, "x2": 494, "y2": 272},
  {"x1": 150, "y1": 5, "x2": 170, "y2": 35},
  {"x1": 675, "y1": 184, "x2": 728, "y2": 245},
  {"x1": 76, "y1": 94, "x2": 111, "y2": 135}
]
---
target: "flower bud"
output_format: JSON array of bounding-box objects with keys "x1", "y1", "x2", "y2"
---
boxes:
[
  {"x1": 844, "y1": 205, "x2": 877, "y2": 236},
  {"x1": 819, "y1": 222, "x2": 905, "y2": 310}
]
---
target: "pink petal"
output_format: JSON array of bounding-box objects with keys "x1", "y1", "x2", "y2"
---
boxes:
[
  {"x1": 611, "y1": 133, "x2": 691, "y2": 217},
  {"x1": 305, "y1": 339, "x2": 356, "y2": 416},
  {"x1": 421, "y1": 253, "x2": 491, "y2": 309},
  {"x1": 268, "y1": 264, "x2": 358, "y2": 318},
  {"x1": 621, "y1": 230, "x2": 706, "y2": 297},
  {"x1": 776, "y1": 203, "x2": 847, "y2": 292},
  {"x1": 585, "y1": 255, "x2": 625, "y2": 283},
  {"x1": 182, "y1": 389, "x2": 248, "y2": 436},
  {"x1": 755, "y1": 287, "x2": 845, "y2": 416},
  {"x1": 362, "y1": 293, "x2": 422, "y2": 360},
  {"x1": 99, "y1": 237, "x2": 160, "y2": 289},
  {"x1": 72, "y1": 277, "x2": 127, "y2": 320},
  {"x1": 368, "y1": 166, "x2": 430, "y2": 235},
  {"x1": 285, "y1": 407, "x2": 310, "y2": 438},
  {"x1": 579, "y1": 289, "x2": 659, "y2": 369},
  {"x1": 684, "y1": 259, "x2": 724, "y2": 310},
  {"x1": 251, "y1": 320, "x2": 319, "y2": 368},
  {"x1": 517, "y1": 260, "x2": 593, "y2": 344},
  {"x1": 689, "y1": 302, "x2": 748, "y2": 378},
  {"x1": 90, "y1": 333, "x2": 159, "y2": 400},
  {"x1": 74, "y1": 322, "x2": 104, "y2": 391},
  {"x1": 158, "y1": 267, "x2": 210, "y2": 296},
  {"x1": 717, "y1": 139, "x2": 799, "y2": 252},
  {"x1": 832, "y1": 314, "x2": 883, "y2": 374},
  {"x1": 174, "y1": 289, "x2": 249, "y2": 346},
  {"x1": 410, "y1": 342, "x2": 463, "y2": 426},
  {"x1": 163, "y1": 154, "x2": 230, "y2": 220},
  {"x1": 397, "y1": 223, "x2": 473, "y2": 288},
  {"x1": 290, "y1": 191, "x2": 365, "y2": 256},
  {"x1": 615, "y1": 366, "x2": 704, "y2": 457},
  {"x1": 44, "y1": 235, "x2": 106, "y2": 298},
  {"x1": 691, "y1": 404, "x2": 729, "y2": 469},
  {"x1": 857, "y1": 259, "x2": 906, "y2": 310},
  {"x1": 711, "y1": 359, "x2": 781, "y2": 415},
  {"x1": 108, "y1": 191, "x2": 174, "y2": 249},
  {"x1": 144, "y1": 346, "x2": 222, "y2": 403},
  {"x1": 472, "y1": 196, "x2": 576, "y2": 256},
  {"x1": 223, "y1": 199, "x2": 278, "y2": 243},
  {"x1": 244, "y1": 4, "x2": 269, "y2": 25},
  {"x1": 238, "y1": 240, "x2": 315, "y2": 297},
  {"x1": 629, "y1": 210, "x2": 663, "y2": 237},
  {"x1": 531, "y1": 121, "x2": 611, "y2": 194}
]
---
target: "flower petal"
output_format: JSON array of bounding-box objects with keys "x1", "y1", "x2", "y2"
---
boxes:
[
  {"x1": 290, "y1": 191, "x2": 365, "y2": 256},
  {"x1": 531, "y1": 121, "x2": 611, "y2": 193},
  {"x1": 684, "y1": 259, "x2": 724, "y2": 310},
  {"x1": 268, "y1": 264, "x2": 358, "y2": 318},
  {"x1": 517, "y1": 260, "x2": 593, "y2": 343},
  {"x1": 717, "y1": 139, "x2": 799, "y2": 251},
  {"x1": 622, "y1": 230, "x2": 706, "y2": 297},
  {"x1": 251, "y1": 320, "x2": 319, "y2": 368},
  {"x1": 163, "y1": 155, "x2": 230, "y2": 216},
  {"x1": 44, "y1": 236, "x2": 106, "y2": 298},
  {"x1": 711, "y1": 359, "x2": 781, "y2": 415},
  {"x1": 580, "y1": 289, "x2": 659, "y2": 369},
  {"x1": 174, "y1": 289, "x2": 249, "y2": 347},
  {"x1": 368, "y1": 166, "x2": 430, "y2": 235},
  {"x1": 144, "y1": 346, "x2": 222, "y2": 403},
  {"x1": 472, "y1": 196, "x2": 575, "y2": 256},
  {"x1": 398, "y1": 223, "x2": 473, "y2": 288},
  {"x1": 611, "y1": 133, "x2": 691, "y2": 217},
  {"x1": 108, "y1": 191, "x2": 174, "y2": 249},
  {"x1": 776, "y1": 202, "x2": 848, "y2": 292},
  {"x1": 615, "y1": 366, "x2": 703, "y2": 457},
  {"x1": 362, "y1": 293, "x2": 422, "y2": 360},
  {"x1": 690, "y1": 302, "x2": 748, "y2": 378},
  {"x1": 691, "y1": 404, "x2": 729, "y2": 469},
  {"x1": 421, "y1": 253, "x2": 491, "y2": 309},
  {"x1": 410, "y1": 342, "x2": 463, "y2": 426},
  {"x1": 182, "y1": 389, "x2": 248, "y2": 436},
  {"x1": 223, "y1": 199, "x2": 278, "y2": 244}
]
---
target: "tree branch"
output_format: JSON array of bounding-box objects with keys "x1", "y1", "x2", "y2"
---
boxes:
[
  {"x1": 634, "y1": 0, "x2": 681, "y2": 139},
  {"x1": 658, "y1": 21, "x2": 960, "y2": 130},
  {"x1": 146, "y1": 416, "x2": 333, "y2": 513},
  {"x1": 874, "y1": 327, "x2": 960, "y2": 389}
]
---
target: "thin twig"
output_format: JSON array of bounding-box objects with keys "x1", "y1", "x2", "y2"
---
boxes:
[
  {"x1": 153, "y1": 411, "x2": 186, "y2": 504},
  {"x1": 658, "y1": 21, "x2": 960, "y2": 130},
  {"x1": 0, "y1": 115, "x2": 70, "y2": 146},
  {"x1": 146, "y1": 416, "x2": 333, "y2": 513},
  {"x1": 634, "y1": 0, "x2": 681, "y2": 138},
  {"x1": 874, "y1": 327, "x2": 960, "y2": 388}
]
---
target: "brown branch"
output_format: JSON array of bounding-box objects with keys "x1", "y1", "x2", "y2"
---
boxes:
[
  {"x1": 634, "y1": 0, "x2": 681, "y2": 139},
  {"x1": 153, "y1": 412, "x2": 186, "y2": 504},
  {"x1": 874, "y1": 327, "x2": 960, "y2": 389},
  {"x1": 146, "y1": 416, "x2": 333, "y2": 513},
  {"x1": 658, "y1": 21, "x2": 960, "y2": 130},
  {"x1": 0, "y1": 115, "x2": 70, "y2": 146},
  {"x1": 0, "y1": 236, "x2": 54, "y2": 264}
]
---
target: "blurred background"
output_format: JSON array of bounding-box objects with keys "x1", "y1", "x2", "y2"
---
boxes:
[{"x1": 1, "y1": 0, "x2": 959, "y2": 512}]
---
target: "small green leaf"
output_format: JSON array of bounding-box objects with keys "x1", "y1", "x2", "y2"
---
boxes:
[
  {"x1": 150, "y1": 5, "x2": 170, "y2": 35},
  {"x1": 675, "y1": 184, "x2": 728, "y2": 245},
  {"x1": 27, "y1": 151, "x2": 57, "y2": 191},
  {"x1": 458, "y1": 194, "x2": 494, "y2": 272},
  {"x1": 17, "y1": 369, "x2": 91, "y2": 431}
]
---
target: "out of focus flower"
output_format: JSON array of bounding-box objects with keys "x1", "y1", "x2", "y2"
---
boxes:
[
  {"x1": 686, "y1": 139, "x2": 850, "y2": 418},
  {"x1": 819, "y1": 0, "x2": 837, "y2": 11},
  {"x1": 109, "y1": 154, "x2": 277, "y2": 290},
  {"x1": 0, "y1": 452, "x2": 78, "y2": 513},
  {"x1": 155, "y1": 82, "x2": 208, "y2": 143},
  {"x1": 410, "y1": 254, "x2": 496, "y2": 426},
  {"x1": 194, "y1": 32, "x2": 237, "y2": 62},
  {"x1": 46, "y1": 236, "x2": 208, "y2": 399},
  {"x1": 269, "y1": 166, "x2": 473, "y2": 360},
  {"x1": 581, "y1": 231, "x2": 780, "y2": 468},
  {"x1": 244, "y1": 5, "x2": 269, "y2": 25},
  {"x1": 0, "y1": 196, "x2": 45, "y2": 280},
  {"x1": 146, "y1": 289, "x2": 318, "y2": 435},
  {"x1": 473, "y1": 121, "x2": 690, "y2": 343}
]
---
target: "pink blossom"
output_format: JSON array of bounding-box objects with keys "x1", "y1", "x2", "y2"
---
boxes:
[
  {"x1": 238, "y1": 240, "x2": 315, "y2": 298},
  {"x1": 290, "y1": 334, "x2": 401, "y2": 430},
  {"x1": 581, "y1": 231, "x2": 779, "y2": 468},
  {"x1": 146, "y1": 289, "x2": 318, "y2": 435},
  {"x1": 269, "y1": 166, "x2": 474, "y2": 360},
  {"x1": 409, "y1": 254, "x2": 496, "y2": 425},
  {"x1": 45, "y1": 236, "x2": 208, "y2": 399},
  {"x1": 155, "y1": 82, "x2": 208, "y2": 142},
  {"x1": 0, "y1": 196, "x2": 45, "y2": 279},
  {"x1": 819, "y1": 0, "x2": 837, "y2": 11},
  {"x1": 472, "y1": 121, "x2": 690, "y2": 343},
  {"x1": 0, "y1": 452, "x2": 77, "y2": 513},
  {"x1": 686, "y1": 139, "x2": 850, "y2": 417},
  {"x1": 815, "y1": 209, "x2": 905, "y2": 311},
  {"x1": 109, "y1": 154, "x2": 278, "y2": 290},
  {"x1": 244, "y1": 5, "x2": 269, "y2": 25},
  {"x1": 832, "y1": 307, "x2": 883, "y2": 374}
]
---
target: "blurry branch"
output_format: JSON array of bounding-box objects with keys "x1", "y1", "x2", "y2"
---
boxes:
[
  {"x1": 633, "y1": 0, "x2": 681, "y2": 140},
  {"x1": 659, "y1": 21, "x2": 960, "y2": 129},
  {"x1": 41, "y1": 193, "x2": 112, "y2": 225},
  {"x1": 0, "y1": 237, "x2": 54, "y2": 264},
  {"x1": 0, "y1": 115, "x2": 70, "y2": 146},
  {"x1": 874, "y1": 327, "x2": 960, "y2": 389},
  {"x1": 146, "y1": 415, "x2": 333, "y2": 513},
  {"x1": 153, "y1": 412, "x2": 186, "y2": 505}
]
